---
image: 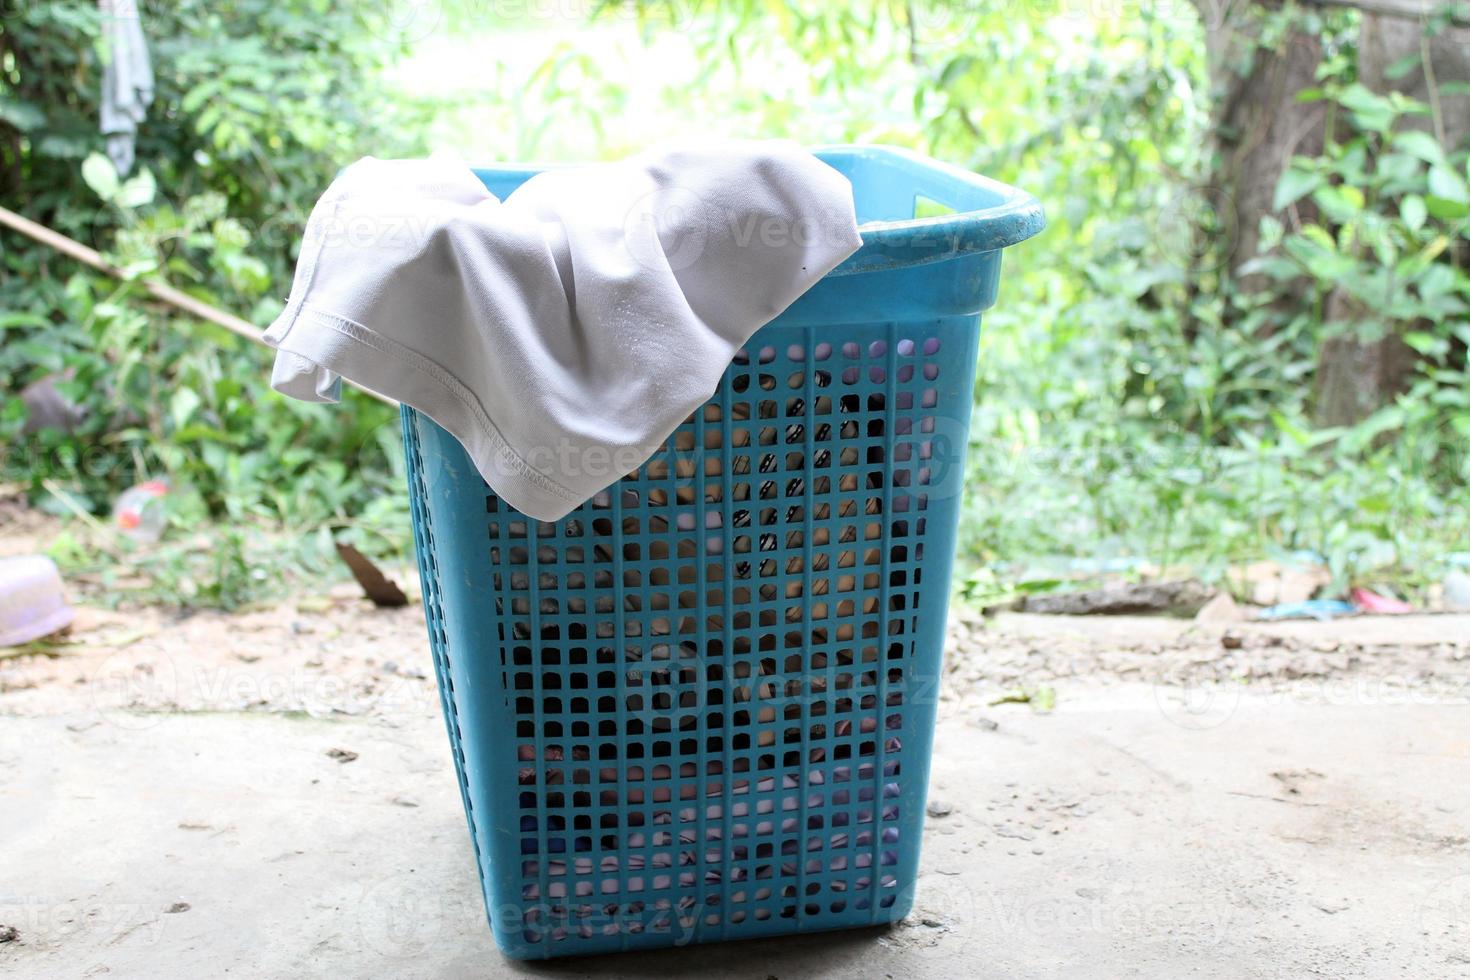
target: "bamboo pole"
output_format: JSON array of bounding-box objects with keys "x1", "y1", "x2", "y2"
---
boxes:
[{"x1": 0, "y1": 204, "x2": 398, "y2": 408}]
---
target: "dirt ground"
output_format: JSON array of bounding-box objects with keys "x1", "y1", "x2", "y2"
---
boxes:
[{"x1": 2, "y1": 573, "x2": 1468, "y2": 978}]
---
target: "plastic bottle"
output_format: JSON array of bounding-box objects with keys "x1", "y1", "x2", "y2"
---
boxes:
[{"x1": 112, "y1": 478, "x2": 170, "y2": 543}]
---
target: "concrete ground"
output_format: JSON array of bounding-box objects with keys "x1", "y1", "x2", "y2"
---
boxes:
[{"x1": 2, "y1": 598, "x2": 1468, "y2": 979}]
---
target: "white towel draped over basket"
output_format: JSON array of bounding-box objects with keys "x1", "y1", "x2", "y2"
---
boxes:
[{"x1": 263, "y1": 141, "x2": 863, "y2": 520}]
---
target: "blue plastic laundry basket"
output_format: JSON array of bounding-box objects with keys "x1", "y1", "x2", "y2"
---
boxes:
[{"x1": 401, "y1": 145, "x2": 1043, "y2": 959}]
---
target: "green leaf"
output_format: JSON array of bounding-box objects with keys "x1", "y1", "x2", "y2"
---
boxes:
[
  {"x1": 1284, "y1": 225, "x2": 1357, "y2": 281},
  {"x1": 36, "y1": 133, "x2": 89, "y2": 159},
  {"x1": 113, "y1": 168, "x2": 157, "y2": 209},
  {"x1": 1400, "y1": 194, "x2": 1427, "y2": 232},
  {"x1": 0, "y1": 312, "x2": 50, "y2": 331},
  {"x1": 1429, "y1": 165, "x2": 1470, "y2": 204},
  {"x1": 0, "y1": 97, "x2": 46, "y2": 132},
  {"x1": 172, "y1": 423, "x2": 234, "y2": 445},
  {"x1": 81, "y1": 152, "x2": 120, "y2": 202},
  {"x1": 1357, "y1": 493, "x2": 1393, "y2": 514},
  {"x1": 1337, "y1": 83, "x2": 1396, "y2": 132},
  {"x1": 1403, "y1": 331, "x2": 1448, "y2": 357},
  {"x1": 1377, "y1": 152, "x2": 1422, "y2": 185},
  {"x1": 1385, "y1": 53, "x2": 1420, "y2": 81},
  {"x1": 1273, "y1": 168, "x2": 1322, "y2": 211},
  {"x1": 1391, "y1": 130, "x2": 1446, "y2": 165},
  {"x1": 170, "y1": 387, "x2": 203, "y2": 431},
  {"x1": 1271, "y1": 410, "x2": 1313, "y2": 447},
  {"x1": 1425, "y1": 196, "x2": 1470, "y2": 220},
  {"x1": 180, "y1": 80, "x2": 221, "y2": 114},
  {"x1": 1312, "y1": 184, "x2": 1363, "y2": 223},
  {"x1": 1301, "y1": 223, "x2": 1339, "y2": 252}
]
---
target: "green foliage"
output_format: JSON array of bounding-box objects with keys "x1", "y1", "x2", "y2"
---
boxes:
[
  {"x1": 644, "y1": 0, "x2": 1468, "y2": 598},
  {"x1": 1, "y1": 0, "x2": 424, "y2": 604},
  {"x1": 951, "y1": 4, "x2": 1470, "y2": 596},
  {"x1": 1263, "y1": 77, "x2": 1470, "y2": 408},
  {"x1": 3, "y1": 0, "x2": 1466, "y2": 608}
]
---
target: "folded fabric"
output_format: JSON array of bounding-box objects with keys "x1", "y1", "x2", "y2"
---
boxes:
[{"x1": 263, "y1": 141, "x2": 862, "y2": 521}]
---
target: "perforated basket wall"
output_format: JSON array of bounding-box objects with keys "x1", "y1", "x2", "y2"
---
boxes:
[
  {"x1": 404, "y1": 317, "x2": 984, "y2": 957},
  {"x1": 401, "y1": 146, "x2": 1043, "y2": 960}
]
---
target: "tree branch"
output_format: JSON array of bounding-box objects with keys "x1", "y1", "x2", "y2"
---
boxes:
[
  {"x1": 0, "y1": 205, "x2": 398, "y2": 408},
  {"x1": 1306, "y1": 0, "x2": 1470, "y2": 27}
]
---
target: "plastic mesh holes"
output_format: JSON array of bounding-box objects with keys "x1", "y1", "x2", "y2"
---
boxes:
[{"x1": 482, "y1": 329, "x2": 944, "y2": 947}]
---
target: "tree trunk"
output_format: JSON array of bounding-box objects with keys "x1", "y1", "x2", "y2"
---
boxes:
[
  {"x1": 1197, "y1": 0, "x2": 1327, "y2": 290},
  {"x1": 1313, "y1": 293, "x2": 1419, "y2": 428},
  {"x1": 1357, "y1": 13, "x2": 1470, "y2": 152},
  {"x1": 1313, "y1": 13, "x2": 1470, "y2": 427}
]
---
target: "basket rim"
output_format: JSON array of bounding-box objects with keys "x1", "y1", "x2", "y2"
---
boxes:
[{"x1": 469, "y1": 143, "x2": 1046, "y2": 278}]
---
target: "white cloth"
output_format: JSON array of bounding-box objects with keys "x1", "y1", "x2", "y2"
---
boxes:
[
  {"x1": 264, "y1": 141, "x2": 862, "y2": 521},
  {"x1": 99, "y1": 0, "x2": 154, "y2": 177}
]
